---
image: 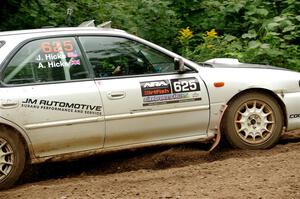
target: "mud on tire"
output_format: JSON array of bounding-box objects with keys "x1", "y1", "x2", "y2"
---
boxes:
[{"x1": 223, "y1": 92, "x2": 284, "y2": 149}]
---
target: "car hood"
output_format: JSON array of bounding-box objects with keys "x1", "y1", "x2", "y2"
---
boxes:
[
  {"x1": 194, "y1": 61, "x2": 300, "y2": 94},
  {"x1": 199, "y1": 62, "x2": 291, "y2": 71}
]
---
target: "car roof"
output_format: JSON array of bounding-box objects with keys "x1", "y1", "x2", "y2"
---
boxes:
[
  {"x1": 0, "y1": 26, "x2": 184, "y2": 69},
  {"x1": 0, "y1": 27, "x2": 130, "y2": 65},
  {"x1": 0, "y1": 27, "x2": 126, "y2": 37}
]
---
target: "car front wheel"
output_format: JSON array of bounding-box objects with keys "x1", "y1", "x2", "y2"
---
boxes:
[{"x1": 223, "y1": 92, "x2": 284, "y2": 149}]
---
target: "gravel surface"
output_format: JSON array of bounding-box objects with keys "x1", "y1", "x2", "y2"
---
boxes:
[{"x1": 1, "y1": 131, "x2": 299, "y2": 199}]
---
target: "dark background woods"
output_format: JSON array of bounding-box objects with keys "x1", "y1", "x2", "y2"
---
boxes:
[{"x1": 0, "y1": 0, "x2": 299, "y2": 70}]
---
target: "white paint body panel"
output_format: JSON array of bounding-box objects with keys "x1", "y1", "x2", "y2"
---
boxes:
[
  {"x1": 195, "y1": 66, "x2": 300, "y2": 131},
  {"x1": 0, "y1": 27, "x2": 300, "y2": 163},
  {"x1": 0, "y1": 81, "x2": 105, "y2": 157},
  {"x1": 96, "y1": 73, "x2": 209, "y2": 148}
]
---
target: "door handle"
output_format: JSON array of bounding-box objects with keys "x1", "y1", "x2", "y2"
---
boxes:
[
  {"x1": 107, "y1": 91, "x2": 126, "y2": 100},
  {"x1": 1, "y1": 100, "x2": 19, "y2": 108}
]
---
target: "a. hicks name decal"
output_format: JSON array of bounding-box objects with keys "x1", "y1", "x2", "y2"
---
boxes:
[
  {"x1": 21, "y1": 98, "x2": 102, "y2": 116},
  {"x1": 140, "y1": 78, "x2": 201, "y2": 106}
]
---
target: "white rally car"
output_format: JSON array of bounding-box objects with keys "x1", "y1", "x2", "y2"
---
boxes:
[{"x1": 0, "y1": 24, "x2": 300, "y2": 189}]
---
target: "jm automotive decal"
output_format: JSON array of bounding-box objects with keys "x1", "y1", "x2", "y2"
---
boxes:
[
  {"x1": 140, "y1": 78, "x2": 201, "y2": 106},
  {"x1": 21, "y1": 98, "x2": 102, "y2": 116}
]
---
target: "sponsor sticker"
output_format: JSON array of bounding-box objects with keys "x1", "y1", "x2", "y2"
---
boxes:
[
  {"x1": 290, "y1": 114, "x2": 300, "y2": 119},
  {"x1": 140, "y1": 80, "x2": 171, "y2": 97},
  {"x1": 140, "y1": 78, "x2": 201, "y2": 106},
  {"x1": 21, "y1": 98, "x2": 102, "y2": 116}
]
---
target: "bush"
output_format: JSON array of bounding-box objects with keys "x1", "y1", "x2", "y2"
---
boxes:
[{"x1": 176, "y1": 0, "x2": 300, "y2": 71}]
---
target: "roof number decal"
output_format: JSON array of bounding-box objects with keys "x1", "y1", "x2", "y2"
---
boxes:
[{"x1": 36, "y1": 39, "x2": 80, "y2": 69}]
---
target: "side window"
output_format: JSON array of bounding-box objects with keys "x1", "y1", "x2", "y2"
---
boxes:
[
  {"x1": 79, "y1": 36, "x2": 175, "y2": 77},
  {"x1": 2, "y1": 37, "x2": 89, "y2": 85}
]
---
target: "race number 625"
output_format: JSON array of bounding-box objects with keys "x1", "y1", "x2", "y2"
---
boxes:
[
  {"x1": 171, "y1": 78, "x2": 200, "y2": 93},
  {"x1": 41, "y1": 40, "x2": 74, "y2": 53}
]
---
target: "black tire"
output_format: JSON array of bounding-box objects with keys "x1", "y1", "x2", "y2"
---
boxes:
[
  {"x1": 223, "y1": 92, "x2": 283, "y2": 149},
  {"x1": 0, "y1": 126, "x2": 26, "y2": 190}
]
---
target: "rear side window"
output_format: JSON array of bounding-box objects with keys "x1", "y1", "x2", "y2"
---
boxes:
[{"x1": 2, "y1": 37, "x2": 89, "y2": 85}]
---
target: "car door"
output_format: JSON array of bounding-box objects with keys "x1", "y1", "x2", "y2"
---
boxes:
[
  {"x1": 0, "y1": 37, "x2": 105, "y2": 157},
  {"x1": 79, "y1": 36, "x2": 210, "y2": 148}
]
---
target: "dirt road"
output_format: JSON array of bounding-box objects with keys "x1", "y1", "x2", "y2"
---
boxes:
[{"x1": 1, "y1": 131, "x2": 300, "y2": 199}]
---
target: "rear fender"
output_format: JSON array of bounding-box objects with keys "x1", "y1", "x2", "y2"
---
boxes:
[{"x1": 0, "y1": 117, "x2": 34, "y2": 161}]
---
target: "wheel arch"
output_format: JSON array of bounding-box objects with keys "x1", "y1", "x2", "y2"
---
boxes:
[
  {"x1": 0, "y1": 121, "x2": 33, "y2": 164},
  {"x1": 221, "y1": 88, "x2": 287, "y2": 130}
]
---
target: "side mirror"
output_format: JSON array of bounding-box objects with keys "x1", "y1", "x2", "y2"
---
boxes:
[{"x1": 174, "y1": 57, "x2": 185, "y2": 73}]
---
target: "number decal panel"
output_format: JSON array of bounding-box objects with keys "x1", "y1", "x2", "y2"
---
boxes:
[
  {"x1": 171, "y1": 78, "x2": 200, "y2": 93},
  {"x1": 140, "y1": 78, "x2": 201, "y2": 106},
  {"x1": 41, "y1": 40, "x2": 74, "y2": 53}
]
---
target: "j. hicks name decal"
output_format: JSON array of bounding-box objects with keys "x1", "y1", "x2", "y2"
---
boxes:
[
  {"x1": 140, "y1": 78, "x2": 201, "y2": 106},
  {"x1": 22, "y1": 98, "x2": 102, "y2": 116}
]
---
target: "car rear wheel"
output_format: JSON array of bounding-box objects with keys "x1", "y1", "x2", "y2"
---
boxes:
[
  {"x1": 223, "y1": 92, "x2": 284, "y2": 149},
  {"x1": 0, "y1": 127, "x2": 25, "y2": 190}
]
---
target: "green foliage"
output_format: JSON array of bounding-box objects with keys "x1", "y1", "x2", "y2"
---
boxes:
[
  {"x1": 0, "y1": 0, "x2": 179, "y2": 49},
  {"x1": 133, "y1": 1, "x2": 180, "y2": 49},
  {"x1": 0, "y1": 0, "x2": 299, "y2": 70},
  {"x1": 177, "y1": 0, "x2": 300, "y2": 71}
]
